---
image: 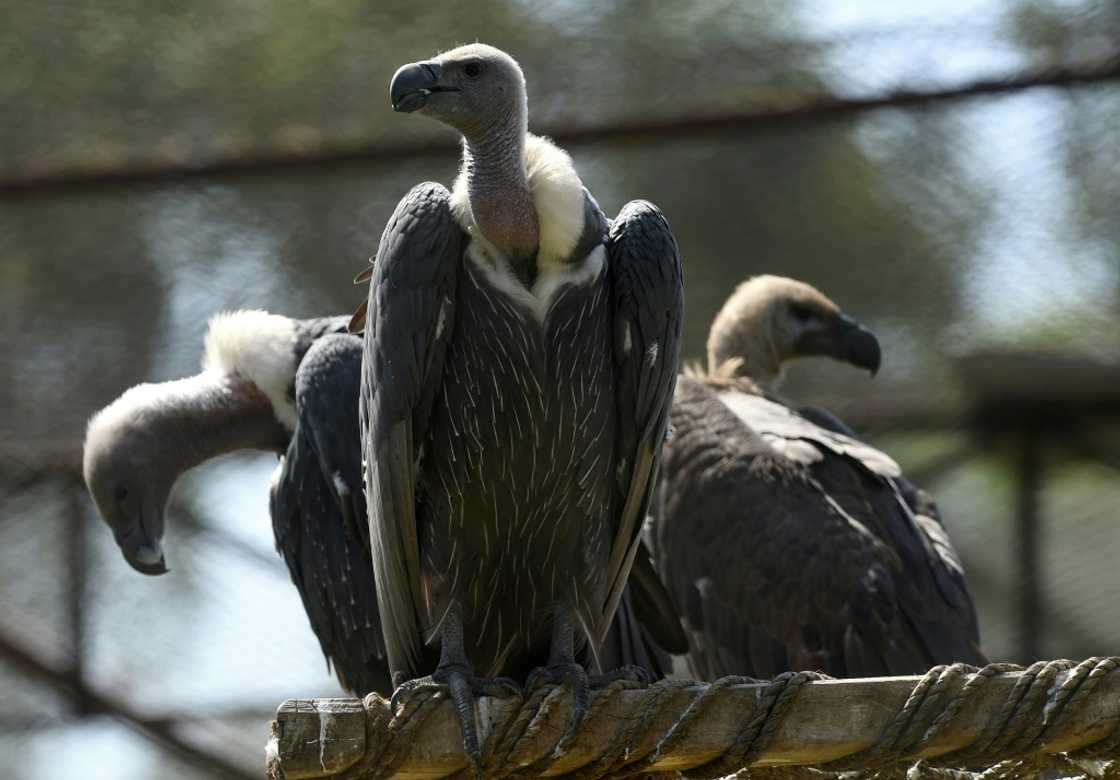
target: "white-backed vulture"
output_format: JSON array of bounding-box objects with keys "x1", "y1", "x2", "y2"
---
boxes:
[
  {"x1": 362, "y1": 43, "x2": 684, "y2": 765},
  {"x1": 83, "y1": 312, "x2": 391, "y2": 694},
  {"x1": 652, "y1": 276, "x2": 985, "y2": 679}
]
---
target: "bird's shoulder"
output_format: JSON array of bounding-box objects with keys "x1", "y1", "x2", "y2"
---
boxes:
[{"x1": 718, "y1": 381, "x2": 900, "y2": 479}]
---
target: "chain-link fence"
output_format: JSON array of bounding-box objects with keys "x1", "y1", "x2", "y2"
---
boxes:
[{"x1": 2, "y1": 0, "x2": 1118, "y2": 777}]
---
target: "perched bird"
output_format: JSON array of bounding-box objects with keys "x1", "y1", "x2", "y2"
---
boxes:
[
  {"x1": 362, "y1": 43, "x2": 684, "y2": 763},
  {"x1": 83, "y1": 311, "x2": 391, "y2": 695},
  {"x1": 82, "y1": 309, "x2": 677, "y2": 698},
  {"x1": 652, "y1": 276, "x2": 984, "y2": 680}
]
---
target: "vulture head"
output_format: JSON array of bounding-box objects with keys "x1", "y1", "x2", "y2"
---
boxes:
[
  {"x1": 83, "y1": 356, "x2": 289, "y2": 576},
  {"x1": 707, "y1": 275, "x2": 881, "y2": 387},
  {"x1": 389, "y1": 43, "x2": 527, "y2": 139},
  {"x1": 83, "y1": 385, "x2": 179, "y2": 575},
  {"x1": 83, "y1": 311, "x2": 302, "y2": 577}
]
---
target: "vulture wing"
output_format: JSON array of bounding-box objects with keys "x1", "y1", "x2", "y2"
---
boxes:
[
  {"x1": 598, "y1": 200, "x2": 684, "y2": 646},
  {"x1": 271, "y1": 333, "x2": 390, "y2": 695},
  {"x1": 857, "y1": 474, "x2": 984, "y2": 666},
  {"x1": 627, "y1": 542, "x2": 689, "y2": 655},
  {"x1": 361, "y1": 182, "x2": 464, "y2": 679},
  {"x1": 802, "y1": 404, "x2": 983, "y2": 663},
  {"x1": 721, "y1": 392, "x2": 900, "y2": 478},
  {"x1": 657, "y1": 376, "x2": 982, "y2": 679}
]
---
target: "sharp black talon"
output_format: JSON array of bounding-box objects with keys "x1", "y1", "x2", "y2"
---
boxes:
[
  {"x1": 392, "y1": 667, "x2": 521, "y2": 777},
  {"x1": 526, "y1": 662, "x2": 591, "y2": 745},
  {"x1": 389, "y1": 674, "x2": 444, "y2": 710}
]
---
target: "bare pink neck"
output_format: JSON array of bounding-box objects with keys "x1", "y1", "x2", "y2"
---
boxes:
[{"x1": 461, "y1": 115, "x2": 539, "y2": 262}]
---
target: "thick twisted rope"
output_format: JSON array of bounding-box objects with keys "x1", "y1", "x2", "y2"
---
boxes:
[
  {"x1": 333, "y1": 659, "x2": 1120, "y2": 780},
  {"x1": 673, "y1": 671, "x2": 829, "y2": 780},
  {"x1": 356, "y1": 688, "x2": 448, "y2": 780},
  {"x1": 924, "y1": 657, "x2": 1120, "y2": 771}
]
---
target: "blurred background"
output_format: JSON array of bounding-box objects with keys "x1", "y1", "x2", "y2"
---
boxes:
[{"x1": 2, "y1": 0, "x2": 1119, "y2": 777}]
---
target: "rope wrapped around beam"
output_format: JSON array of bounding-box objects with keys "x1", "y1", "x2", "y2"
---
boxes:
[{"x1": 267, "y1": 658, "x2": 1120, "y2": 779}]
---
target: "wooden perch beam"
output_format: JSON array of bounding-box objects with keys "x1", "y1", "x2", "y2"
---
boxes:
[{"x1": 267, "y1": 669, "x2": 1120, "y2": 779}]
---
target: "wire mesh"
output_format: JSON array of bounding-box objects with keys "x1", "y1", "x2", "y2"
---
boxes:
[{"x1": 1, "y1": 0, "x2": 1118, "y2": 777}]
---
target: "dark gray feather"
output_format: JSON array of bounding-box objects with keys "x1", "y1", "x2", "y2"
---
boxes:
[
  {"x1": 360, "y1": 182, "x2": 464, "y2": 678},
  {"x1": 654, "y1": 375, "x2": 984, "y2": 679},
  {"x1": 271, "y1": 332, "x2": 390, "y2": 694},
  {"x1": 599, "y1": 200, "x2": 684, "y2": 645}
]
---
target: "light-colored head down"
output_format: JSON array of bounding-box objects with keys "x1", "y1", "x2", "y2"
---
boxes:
[
  {"x1": 82, "y1": 310, "x2": 295, "y2": 576},
  {"x1": 706, "y1": 275, "x2": 881, "y2": 387},
  {"x1": 83, "y1": 379, "x2": 197, "y2": 575}
]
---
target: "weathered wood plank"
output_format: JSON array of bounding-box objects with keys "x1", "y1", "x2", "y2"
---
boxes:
[
  {"x1": 267, "y1": 670, "x2": 1120, "y2": 779},
  {"x1": 268, "y1": 699, "x2": 367, "y2": 779}
]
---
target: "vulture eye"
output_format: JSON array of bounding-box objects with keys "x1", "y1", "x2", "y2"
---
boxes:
[
  {"x1": 114, "y1": 485, "x2": 129, "y2": 502},
  {"x1": 790, "y1": 304, "x2": 815, "y2": 323},
  {"x1": 463, "y1": 61, "x2": 484, "y2": 79}
]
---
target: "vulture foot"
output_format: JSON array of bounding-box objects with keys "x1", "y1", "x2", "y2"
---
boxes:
[
  {"x1": 391, "y1": 666, "x2": 520, "y2": 778},
  {"x1": 525, "y1": 661, "x2": 592, "y2": 746}
]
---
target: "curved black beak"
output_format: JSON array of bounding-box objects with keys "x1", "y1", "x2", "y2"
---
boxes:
[
  {"x1": 389, "y1": 60, "x2": 447, "y2": 113},
  {"x1": 793, "y1": 313, "x2": 881, "y2": 376},
  {"x1": 116, "y1": 526, "x2": 169, "y2": 576},
  {"x1": 839, "y1": 316, "x2": 881, "y2": 376}
]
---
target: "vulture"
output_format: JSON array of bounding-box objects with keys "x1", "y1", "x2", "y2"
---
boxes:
[
  {"x1": 652, "y1": 275, "x2": 985, "y2": 680},
  {"x1": 83, "y1": 310, "x2": 391, "y2": 695},
  {"x1": 82, "y1": 310, "x2": 676, "y2": 698},
  {"x1": 361, "y1": 44, "x2": 684, "y2": 763}
]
